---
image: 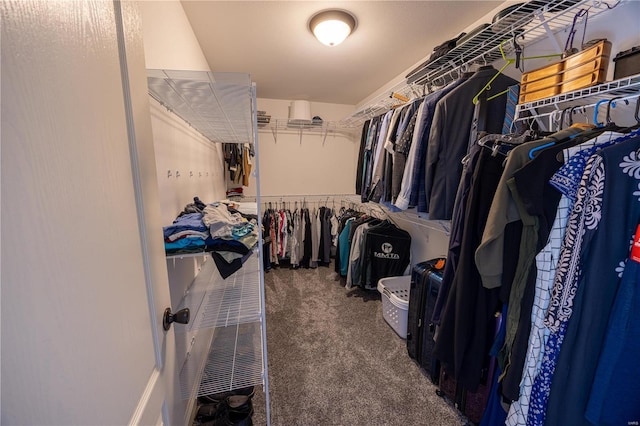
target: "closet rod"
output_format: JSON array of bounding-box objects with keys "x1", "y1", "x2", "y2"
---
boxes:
[
  {"x1": 258, "y1": 193, "x2": 357, "y2": 199},
  {"x1": 513, "y1": 92, "x2": 640, "y2": 126}
]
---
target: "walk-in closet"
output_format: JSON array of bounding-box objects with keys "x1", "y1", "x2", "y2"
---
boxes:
[{"x1": 2, "y1": 1, "x2": 640, "y2": 425}]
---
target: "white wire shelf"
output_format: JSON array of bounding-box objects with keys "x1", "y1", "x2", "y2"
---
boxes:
[
  {"x1": 176, "y1": 251, "x2": 265, "y2": 400},
  {"x1": 147, "y1": 70, "x2": 254, "y2": 144},
  {"x1": 175, "y1": 251, "x2": 263, "y2": 333},
  {"x1": 406, "y1": 0, "x2": 611, "y2": 86},
  {"x1": 198, "y1": 321, "x2": 264, "y2": 397},
  {"x1": 341, "y1": 195, "x2": 452, "y2": 236},
  {"x1": 258, "y1": 119, "x2": 362, "y2": 143},
  {"x1": 178, "y1": 321, "x2": 263, "y2": 399},
  {"x1": 344, "y1": 0, "x2": 622, "y2": 127}
]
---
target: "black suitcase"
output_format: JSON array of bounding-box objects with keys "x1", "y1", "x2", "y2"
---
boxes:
[
  {"x1": 406, "y1": 262, "x2": 428, "y2": 360},
  {"x1": 406, "y1": 258, "x2": 445, "y2": 383}
]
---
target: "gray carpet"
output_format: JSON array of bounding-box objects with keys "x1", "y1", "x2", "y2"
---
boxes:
[{"x1": 251, "y1": 264, "x2": 468, "y2": 425}]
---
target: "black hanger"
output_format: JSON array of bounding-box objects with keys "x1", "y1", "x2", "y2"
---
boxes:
[
  {"x1": 615, "y1": 97, "x2": 640, "y2": 133},
  {"x1": 602, "y1": 96, "x2": 629, "y2": 132},
  {"x1": 568, "y1": 105, "x2": 584, "y2": 126}
]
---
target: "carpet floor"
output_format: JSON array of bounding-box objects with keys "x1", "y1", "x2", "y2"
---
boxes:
[{"x1": 251, "y1": 263, "x2": 468, "y2": 425}]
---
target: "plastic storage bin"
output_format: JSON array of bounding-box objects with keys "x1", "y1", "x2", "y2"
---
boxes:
[{"x1": 377, "y1": 275, "x2": 411, "y2": 339}]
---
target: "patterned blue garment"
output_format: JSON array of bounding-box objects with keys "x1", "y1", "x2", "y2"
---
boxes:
[
  {"x1": 529, "y1": 132, "x2": 640, "y2": 425},
  {"x1": 527, "y1": 153, "x2": 603, "y2": 425},
  {"x1": 505, "y1": 132, "x2": 621, "y2": 426},
  {"x1": 549, "y1": 131, "x2": 626, "y2": 202},
  {"x1": 527, "y1": 323, "x2": 567, "y2": 425},
  {"x1": 545, "y1": 135, "x2": 640, "y2": 425}
]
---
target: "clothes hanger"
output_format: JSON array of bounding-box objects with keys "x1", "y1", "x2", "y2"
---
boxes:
[
  {"x1": 568, "y1": 105, "x2": 583, "y2": 126},
  {"x1": 592, "y1": 96, "x2": 627, "y2": 129},
  {"x1": 605, "y1": 96, "x2": 629, "y2": 127},
  {"x1": 592, "y1": 99, "x2": 610, "y2": 127},
  {"x1": 478, "y1": 130, "x2": 533, "y2": 148},
  {"x1": 559, "y1": 106, "x2": 574, "y2": 130},
  {"x1": 473, "y1": 39, "x2": 562, "y2": 104},
  {"x1": 528, "y1": 110, "x2": 564, "y2": 159}
]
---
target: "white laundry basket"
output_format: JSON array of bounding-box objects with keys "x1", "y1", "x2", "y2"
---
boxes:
[{"x1": 377, "y1": 275, "x2": 411, "y2": 339}]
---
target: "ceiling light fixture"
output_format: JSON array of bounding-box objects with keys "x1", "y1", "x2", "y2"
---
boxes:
[{"x1": 308, "y1": 9, "x2": 357, "y2": 47}]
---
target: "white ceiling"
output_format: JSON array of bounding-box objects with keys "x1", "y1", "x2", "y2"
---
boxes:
[{"x1": 181, "y1": 1, "x2": 504, "y2": 106}]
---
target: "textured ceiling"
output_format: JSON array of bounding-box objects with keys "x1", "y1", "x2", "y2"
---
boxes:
[{"x1": 181, "y1": 1, "x2": 504, "y2": 105}]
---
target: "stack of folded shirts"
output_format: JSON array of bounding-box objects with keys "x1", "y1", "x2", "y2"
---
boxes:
[{"x1": 163, "y1": 200, "x2": 260, "y2": 278}]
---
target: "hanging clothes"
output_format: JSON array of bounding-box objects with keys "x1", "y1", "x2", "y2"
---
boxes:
[
  {"x1": 289, "y1": 209, "x2": 301, "y2": 267},
  {"x1": 505, "y1": 130, "x2": 625, "y2": 426},
  {"x1": 432, "y1": 147, "x2": 504, "y2": 392},
  {"x1": 542, "y1": 133, "x2": 640, "y2": 426},
  {"x1": 425, "y1": 65, "x2": 518, "y2": 219},
  {"x1": 355, "y1": 120, "x2": 370, "y2": 195},
  {"x1": 367, "y1": 110, "x2": 394, "y2": 202},
  {"x1": 392, "y1": 102, "x2": 421, "y2": 204},
  {"x1": 585, "y1": 236, "x2": 640, "y2": 425},
  {"x1": 360, "y1": 118, "x2": 381, "y2": 202},
  {"x1": 362, "y1": 221, "x2": 411, "y2": 290},
  {"x1": 410, "y1": 73, "x2": 472, "y2": 213}
]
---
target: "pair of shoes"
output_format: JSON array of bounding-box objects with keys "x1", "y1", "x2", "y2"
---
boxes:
[{"x1": 197, "y1": 395, "x2": 253, "y2": 426}]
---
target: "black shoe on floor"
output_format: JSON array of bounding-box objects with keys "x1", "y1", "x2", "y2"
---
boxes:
[{"x1": 199, "y1": 395, "x2": 253, "y2": 426}]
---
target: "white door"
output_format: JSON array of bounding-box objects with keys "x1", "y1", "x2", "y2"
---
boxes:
[{"x1": 1, "y1": 1, "x2": 182, "y2": 424}]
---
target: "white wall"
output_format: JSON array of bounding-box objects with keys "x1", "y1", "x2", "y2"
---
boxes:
[
  {"x1": 139, "y1": 0, "x2": 227, "y2": 224},
  {"x1": 247, "y1": 98, "x2": 360, "y2": 197},
  {"x1": 148, "y1": 99, "x2": 227, "y2": 225},
  {"x1": 138, "y1": 3, "x2": 224, "y2": 423}
]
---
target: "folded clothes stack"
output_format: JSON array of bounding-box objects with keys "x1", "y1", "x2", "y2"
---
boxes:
[{"x1": 163, "y1": 197, "x2": 260, "y2": 278}]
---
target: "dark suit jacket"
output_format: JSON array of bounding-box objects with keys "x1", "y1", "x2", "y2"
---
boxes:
[{"x1": 425, "y1": 66, "x2": 518, "y2": 220}]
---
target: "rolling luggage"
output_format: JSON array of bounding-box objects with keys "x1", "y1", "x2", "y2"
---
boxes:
[{"x1": 406, "y1": 258, "x2": 445, "y2": 383}]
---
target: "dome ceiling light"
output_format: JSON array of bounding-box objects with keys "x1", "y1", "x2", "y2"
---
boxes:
[{"x1": 308, "y1": 9, "x2": 357, "y2": 47}]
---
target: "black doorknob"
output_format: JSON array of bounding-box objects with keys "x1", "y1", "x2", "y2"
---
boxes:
[{"x1": 163, "y1": 307, "x2": 190, "y2": 331}]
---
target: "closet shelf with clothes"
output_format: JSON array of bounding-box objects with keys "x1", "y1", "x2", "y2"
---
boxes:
[
  {"x1": 344, "y1": 0, "x2": 622, "y2": 128},
  {"x1": 342, "y1": 194, "x2": 452, "y2": 236},
  {"x1": 163, "y1": 199, "x2": 265, "y2": 400},
  {"x1": 163, "y1": 199, "x2": 260, "y2": 278},
  {"x1": 148, "y1": 69, "x2": 271, "y2": 423}
]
